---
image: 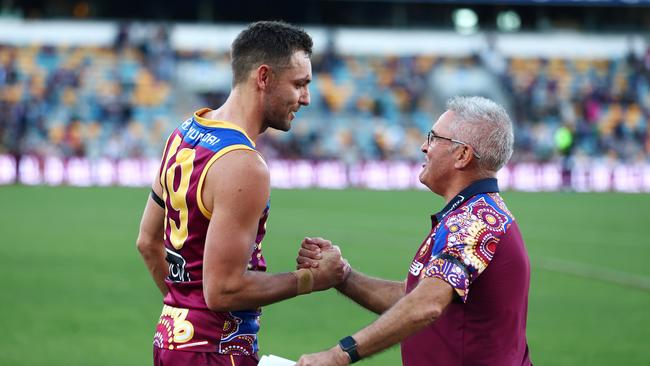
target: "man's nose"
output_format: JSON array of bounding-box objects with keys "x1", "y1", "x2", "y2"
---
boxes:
[
  {"x1": 421, "y1": 140, "x2": 428, "y2": 153},
  {"x1": 300, "y1": 88, "x2": 310, "y2": 106}
]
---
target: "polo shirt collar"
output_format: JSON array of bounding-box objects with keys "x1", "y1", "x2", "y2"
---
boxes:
[{"x1": 433, "y1": 178, "x2": 500, "y2": 223}]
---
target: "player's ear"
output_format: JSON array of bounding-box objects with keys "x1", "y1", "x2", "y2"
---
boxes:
[{"x1": 256, "y1": 64, "x2": 273, "y2": 91}]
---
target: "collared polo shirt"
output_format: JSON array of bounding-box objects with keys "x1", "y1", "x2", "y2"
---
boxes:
[{"x1": 401, "y1": 178, "x2": 532, "y2": 366}]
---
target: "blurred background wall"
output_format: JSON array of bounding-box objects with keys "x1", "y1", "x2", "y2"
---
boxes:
[{"x1": 1, "y1": 0, "x2": 649, "y2": 191}]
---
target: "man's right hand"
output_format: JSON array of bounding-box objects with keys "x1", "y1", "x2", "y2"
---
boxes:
[
  {"x1": 311, "y1": 245, "x2": 348, "y2": 291},
  {"x1": 296, "y1": 237, "x2": 333, "y2": 269},
  {"x1": 298, "y1": 237, "x2": 350, "y2": 291}
]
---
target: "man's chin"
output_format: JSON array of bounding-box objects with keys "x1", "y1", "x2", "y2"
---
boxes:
[
  {"x1": 276, "y1": 123, "x2": 291, "y2": 132},
  {"x1": 418, "y1": 175, "x2": 434, "y2": 192},
  {"x1": 418, "y1": 171, "x2": 428, "y2": 185},
  {"x1": 267, "y1": 120, "x2": 292, "y2": 132}
]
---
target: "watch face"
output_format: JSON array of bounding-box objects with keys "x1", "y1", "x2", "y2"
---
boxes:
[
  {"x1": 340, "y1": 336, "x2": 356, "y2": 350},
  {"x1": 339, "y1": 336, "x2": 361, "y2": 363}
]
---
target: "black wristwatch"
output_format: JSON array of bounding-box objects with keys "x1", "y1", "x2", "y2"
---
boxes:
[{"x1": 338, "y1": 336, "x2": 361, "y2": 363}]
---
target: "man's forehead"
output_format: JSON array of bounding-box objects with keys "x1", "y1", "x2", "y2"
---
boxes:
[
  {"x1": 292, "y1": 49, "x2": 311, "y2": 60},
  {"x1": 285, "y1": 51, "x2": 312, "y2": 78},
  {"x1": 288, "y1": 51, "x2": 311, "y2": 67},
  {"x1": 432, "y1": 110, "x2": 455, "y2": 130}
]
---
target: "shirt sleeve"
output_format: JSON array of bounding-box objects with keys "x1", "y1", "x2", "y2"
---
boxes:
[{"x1": 422, "y1": 196, "x2": 510, "y2": 302}]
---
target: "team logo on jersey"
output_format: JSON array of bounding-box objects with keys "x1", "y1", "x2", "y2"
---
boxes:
[
  {"x1": 166, "y1": 248, "x2": 191, "y2": 282},
  {"x1": 409, "y1": 260, "x2": 424, "y2": 276}
]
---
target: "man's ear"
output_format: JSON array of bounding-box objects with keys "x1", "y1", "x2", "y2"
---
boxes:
[
  {"x1": 256, "y1": 64, "x2": 272, "y2": 90},
  {"x1": 454, "y1": 145, "x2": 474, "y2": 169}
]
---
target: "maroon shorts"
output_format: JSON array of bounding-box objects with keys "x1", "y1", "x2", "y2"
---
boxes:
[{"x1": 153, "y1": 347, "x2": 259, "y2": 366}]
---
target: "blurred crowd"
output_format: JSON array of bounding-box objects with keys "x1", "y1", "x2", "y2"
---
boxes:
[
  {"x1": 0, "y1": 24, "x2": 174, "y2": 161},
  {"x1": 497, "y1": 46, "x2": 650, "y2": 165},
  {"x1": 1, "y1": 25, "x2": 649, "y2": 165}
]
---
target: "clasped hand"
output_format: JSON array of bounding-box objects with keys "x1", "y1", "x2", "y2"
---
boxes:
[
  {"x1": 293, "y1": 237, "x2": 352, "y2": 365},
  {"x1": 296, "y1": 237, "x2": 350, "y2": 291}
]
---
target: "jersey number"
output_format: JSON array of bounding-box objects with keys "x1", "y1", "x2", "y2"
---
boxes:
[{"x1": 161, "y1": 135, "x2": 196, "y2": 250}]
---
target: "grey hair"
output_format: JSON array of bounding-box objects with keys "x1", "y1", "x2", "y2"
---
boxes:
[{"x1": 446, "y1": 96, "x2": 514, "y2": 172}]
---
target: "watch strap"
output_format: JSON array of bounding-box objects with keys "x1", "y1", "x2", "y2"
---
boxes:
[{"x1": 338, "y1": 336, "x2": 361, "y2": 363}]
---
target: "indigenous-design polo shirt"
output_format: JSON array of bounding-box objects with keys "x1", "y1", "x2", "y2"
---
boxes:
[{"x1": 402, "y1": 178, "x2": 532, "y2": 366}]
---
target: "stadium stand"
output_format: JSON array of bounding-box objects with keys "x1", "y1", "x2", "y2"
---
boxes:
[{"x1": 0, "y1": 21, "x2": 648, "y2": 190}]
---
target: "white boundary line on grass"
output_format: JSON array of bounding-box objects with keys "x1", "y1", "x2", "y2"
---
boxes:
[{"x1": 534, "y1": 257, "x2": 650, "y2": 292}]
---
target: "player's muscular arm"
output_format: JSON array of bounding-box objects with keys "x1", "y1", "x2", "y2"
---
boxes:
[
  {"x1": 202, "y1": 151, "x2": 301, "y2": 311},
  {"x1": 136, "y1": 181, "x2": 169, "y2": 296}
]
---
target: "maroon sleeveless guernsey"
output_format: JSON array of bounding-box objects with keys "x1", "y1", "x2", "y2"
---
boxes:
[{"x1": 153, "y1": 108, "x2": 269, "y2": 356}]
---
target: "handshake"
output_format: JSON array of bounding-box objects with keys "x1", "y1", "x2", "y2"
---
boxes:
[{"x1": 294, "y1": 237, "x2": 351, "y2": 294}]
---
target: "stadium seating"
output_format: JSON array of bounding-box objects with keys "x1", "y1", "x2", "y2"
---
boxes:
[{"x1": 1, "y1": 25, "x2": 648, "y2": 167}]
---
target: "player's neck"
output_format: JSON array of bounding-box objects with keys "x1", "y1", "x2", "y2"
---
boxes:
[{"x1": 205, "y1": 88, "x2": 263, "y2": 142}]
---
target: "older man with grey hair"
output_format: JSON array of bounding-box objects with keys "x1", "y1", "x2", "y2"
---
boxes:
[{"x1": 296, "y1": 96, "x2": 533, "y2": 366}]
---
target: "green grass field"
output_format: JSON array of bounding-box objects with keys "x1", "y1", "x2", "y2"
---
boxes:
[{"x1": 1, "y1": 186, "x2": 649, "y2": 365}]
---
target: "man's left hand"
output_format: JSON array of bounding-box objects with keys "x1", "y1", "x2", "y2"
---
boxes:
[{"x1": 296, "y1": 346, "x2": 350, "y2": 366}]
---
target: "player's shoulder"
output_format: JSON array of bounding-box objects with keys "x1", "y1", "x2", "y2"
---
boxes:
[
  {"x1": 217, "y1": 148, "x2": 267, "y2": 169},
  {"x1": 208, "y1": 149, "x2": 269, "y2": 185},
  {"x1": 201, "y1": 148, "x2": 269, "y2": 212}
]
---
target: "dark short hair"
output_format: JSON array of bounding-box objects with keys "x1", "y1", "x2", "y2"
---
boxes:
[{"x1": 231, "y1": 21, "x2": 313, "y2": 85}]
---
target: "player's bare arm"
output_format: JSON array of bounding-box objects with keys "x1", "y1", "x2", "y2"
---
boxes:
[
  {"x1": 136, "y1": 180, "x2": 169, "y2": 296},
  {"x1": 297, "y1": 238, "x2": 405, "y2": 314},
  {"x1": 296, "y1": 277, "x2": 454, "y2": 366},
  {"x1": 202, "y1": 150, "x2": 345, "y2": 311}
]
